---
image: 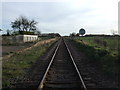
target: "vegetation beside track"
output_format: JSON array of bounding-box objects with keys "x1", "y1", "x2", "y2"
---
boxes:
[
  {"x1": 2, "y1": 38, "x2": 57, "y2": 88},
  {"x1": 68, "y1": 36, "x2": 119, "y2": 77}
]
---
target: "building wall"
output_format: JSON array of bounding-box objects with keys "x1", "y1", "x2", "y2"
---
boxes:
[
  {"x1": 23, "y1": 35, "x2": 38, "y2": 42},
  {"x1": 2, "y1": 35, "x2": 38, "y2": 44},
  {"x1": 17, "y1": 35, "x2": 38, "y2": 42}
]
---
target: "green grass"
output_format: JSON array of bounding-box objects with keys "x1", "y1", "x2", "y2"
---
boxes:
[
  {"x1": 68, "y1": 36, "x2": 119, "y2": 77},
  {"x1": 2, "y1": 40, "x2": 56, "y2": 88},
  {"x1": 73, "y1": 36, "x2": 119, "y2": 56}
]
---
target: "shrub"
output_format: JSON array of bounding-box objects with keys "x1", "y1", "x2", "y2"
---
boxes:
[{"x1": 19, "y1": 31, "x2": 34, "y2": 35}]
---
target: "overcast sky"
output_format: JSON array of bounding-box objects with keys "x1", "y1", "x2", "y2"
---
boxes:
[{"x1": 0, "y1": 0, "x2": 119, "y2": 36}]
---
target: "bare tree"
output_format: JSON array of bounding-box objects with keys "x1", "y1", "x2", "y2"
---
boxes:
[
  {"x1": 11, "y1": 18, "x2": 21, "y2": 31},
  {"x1": 11, "y1": 15, "x2": 38, "y2": 33},
  {"x1": 20, "y1": 16, "x2": 29, "y2": 31},
  {"x1": 29, "y1": 19, "x2": 38, "y2": 32}
]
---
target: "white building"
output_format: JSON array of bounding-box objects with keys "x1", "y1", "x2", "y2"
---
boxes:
[
  {"x1": 2, "y1": 35, "x2": 38, "y2": 44},
  {"x1": 16, "y1": 35, "x2": 38, "y2": 42}
]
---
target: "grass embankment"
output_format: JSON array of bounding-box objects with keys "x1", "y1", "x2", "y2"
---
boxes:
[
  {"x1": 69, "y1": 36, "x2": 119, "y2": 77},
  {"x1": 2, "y1": 39, "x2": 57, "y2": 88}
]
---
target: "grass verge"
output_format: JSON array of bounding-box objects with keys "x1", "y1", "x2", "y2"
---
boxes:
[
  {"x1": 68, "y1": 37, "x2": 119, "y2": 77},
  {"x1": 2, "y1": 40, "x2": 56, "y2": 88}
]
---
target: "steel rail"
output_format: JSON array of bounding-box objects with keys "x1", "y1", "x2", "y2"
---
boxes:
[
  {"x1": 63, "y1": 39, "x2": 87, "y2": 90},
  {"x1": 38, "y1": 38, "x2": 87, "y2": 90},
  {"x1": 37, "y1": 39, "x2": 61, "y2": 90}
]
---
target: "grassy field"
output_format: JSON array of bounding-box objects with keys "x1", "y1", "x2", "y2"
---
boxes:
[
  {"x1": 2, "y1": 39, "x2": 56, "y2": 88},
  {"x1": 73, "y1": 36, "x2": 119, "y2": 56},
  {"x1": 69, "y1": 36, "x2": 119, "y2": 77}
]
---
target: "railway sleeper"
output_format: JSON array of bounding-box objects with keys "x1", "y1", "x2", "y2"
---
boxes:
[
  {"x1": 45, "y1": 80, "x2": 81, "y2": 83},
  {"x1": 84, "y1": 77, "x2": 91, "y2": 80},
  {"x1": 86, "y1": 83, "x2": 96, "y2": 87},
  {"x1": 44, "y1": 83, "x2": 82, "y2": 88}
]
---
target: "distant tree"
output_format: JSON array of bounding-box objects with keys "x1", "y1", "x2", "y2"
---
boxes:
[
  {"x1": 29, "y1": 20, "x2": 38, "y2": 32},
  {"x1": 21, "y1": 16, "x2": 29, "y2": 31},
  {"x1": 70, "y1": 32, "x2": 76, "y2": 37},
  {"x1": 11, "y1": 15, "x2": 38, "y2": 34},
  {"x1": 79, "y1": 28, "x2": 86, "y2": 36},
  {"x1": 55, "y1": 33, "x2": 61, "y2": 37},
  {"x1": 76, "y1": 33, "x2": 79, "y2": 36},
  {"x1": 11, "y1": 18, "x2": 21, "y2": 31}
]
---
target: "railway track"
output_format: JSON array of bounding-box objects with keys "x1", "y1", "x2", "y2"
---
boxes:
[{"x1": 37, "y1": 38, "x2": 92, "y2": 90}]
